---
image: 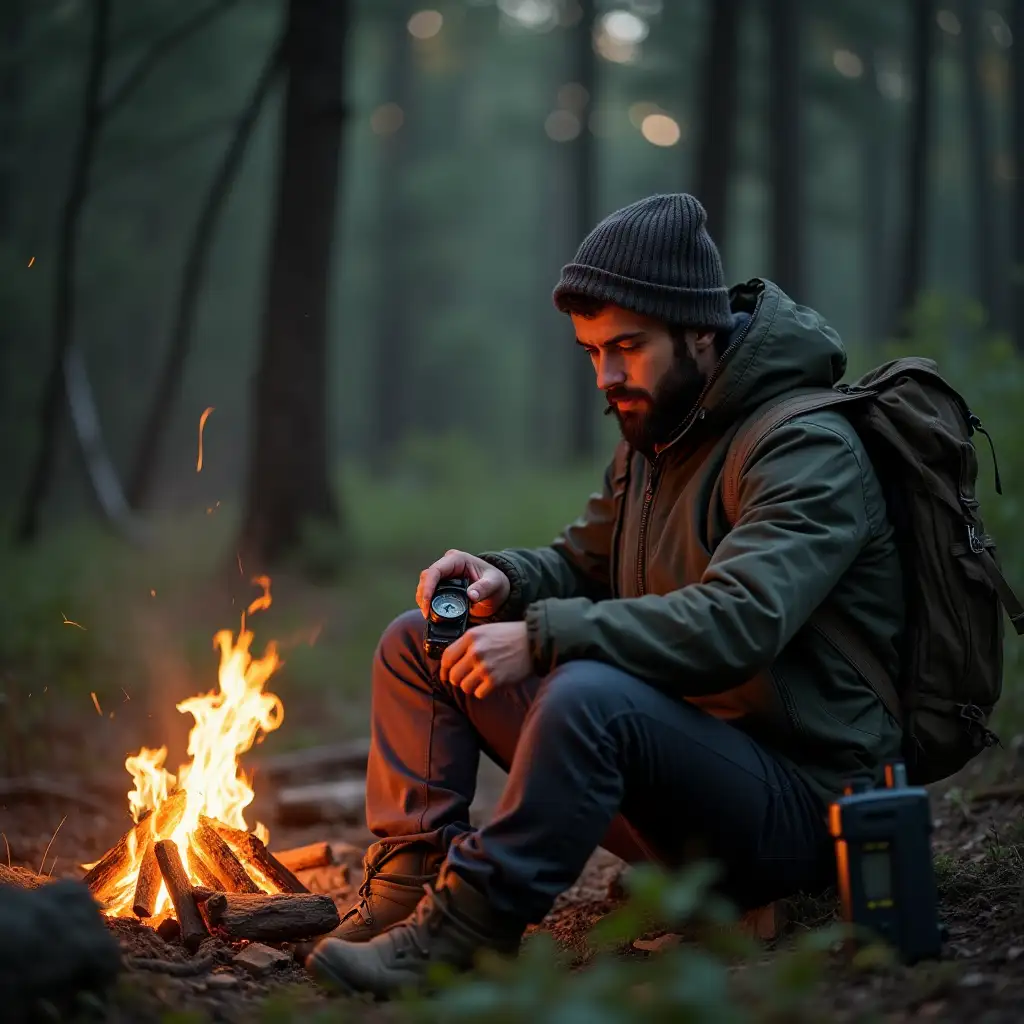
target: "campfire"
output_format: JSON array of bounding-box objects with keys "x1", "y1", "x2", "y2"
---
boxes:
[{"x1": 79, "y1": 577, "x2": 340, "y2": 949}]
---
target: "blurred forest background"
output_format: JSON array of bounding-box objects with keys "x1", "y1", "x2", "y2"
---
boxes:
[{"x1": 2, "y1": 0, "x2": 1024, "y2": 769}]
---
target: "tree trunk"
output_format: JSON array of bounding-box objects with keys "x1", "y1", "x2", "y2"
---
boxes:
[
  {"x1": 14, "y1": 0, "x2": 110, "y2": 543},
  {"x1": 127, "y1": 41, "x2": 282, "y2": 509},
  {"x1": 960, "y1": 0, "x2": 999, "y2": 324},
  {"x1": 0, "y1": 0, "x2": 27, "y2": 238},
  {"x1": 368, "y1": 8, "x2": 414, "y2": 469},
  {"x1": 694, "y1": 0, "x2": 743, "y2": 251},
  {"x1": 766, "y1": 0, "x2": 802, "y2": 297},
  {"x1": 893, "y1": 0, "x2": 935, "y2": 336},
  {"x1": 859, "y1": 45, "x2": 889, "y2": 343},
  {"x1": 1013, "y1": 0, "x2": 1024, "y2": 351},
  {"x1": 566, "y1": 0, "x2": 597, "y2": 463},
  {"x1": 240, "y1": 0, "x2": 348, "y2": 565}
]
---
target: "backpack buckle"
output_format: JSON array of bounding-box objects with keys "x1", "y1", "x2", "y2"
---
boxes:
[{"x1": 967, "y1": 523, "x2": 985, "y2": 554}]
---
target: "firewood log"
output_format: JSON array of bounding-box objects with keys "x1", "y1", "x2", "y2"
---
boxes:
[
  {"x1": 187, "y1": 845, "x2": 223, "y2": 892},
  {"x1": 192, "y1": 822, "x2": 260, "y2": 894},
  {"x1": 154, "y1": 840, "x2": 208, "y2": 952},
  {"x1": 131, "y1": 838, "x2": 161, "y2": 918},
  {"x1": 201, "y1": 891, "x2": 340, "y2": 942},
  {"x1": 82, "y1": 790, "x2": 186, "y2": 901},
  {"x1": 270, "y1": 841, "x2": 334, "y2": 872},
  {"x1": 202, "y1": 816, "x2": 308, "y2": 894}
]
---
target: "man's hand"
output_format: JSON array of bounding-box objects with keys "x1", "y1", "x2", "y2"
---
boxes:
[
  {"x1": 440, "y1": 621, "x2": 531, "y2": 700},
  {"x1": 417, "y1": 549, "x2": 511, "y2": 621}
]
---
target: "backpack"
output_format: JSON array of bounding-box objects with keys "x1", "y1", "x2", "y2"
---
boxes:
[{"x1": 722, "y1": 357, "x2": 1024, "y2": 786}]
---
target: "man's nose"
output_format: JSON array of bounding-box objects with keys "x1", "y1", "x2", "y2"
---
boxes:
[{"x1": 595, "y1": 353, "x2": 626, "y2": 391}]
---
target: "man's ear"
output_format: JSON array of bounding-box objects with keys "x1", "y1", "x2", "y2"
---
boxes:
[{"x1": 686, "y1": 330, "x2": 718, "y2": 357}]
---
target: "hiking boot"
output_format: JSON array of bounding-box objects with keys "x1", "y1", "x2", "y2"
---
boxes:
[
  {"x1": 330, "y1": 840, "x2": 445, "y2": 943},
  {"x1": 306, "y1": 864, "x2": 525, "y2": 999}
]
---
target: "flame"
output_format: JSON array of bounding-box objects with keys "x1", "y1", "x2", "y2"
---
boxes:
[{"x1": 99, "y1": 578, "x2": 284, "y2": 918}]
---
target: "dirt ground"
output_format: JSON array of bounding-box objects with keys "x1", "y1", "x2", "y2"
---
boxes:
[{"x1": 2, "y1": 744, "x2": 1024, "y2": 1022}]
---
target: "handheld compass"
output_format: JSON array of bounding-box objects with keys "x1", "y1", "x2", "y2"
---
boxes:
[{"x1": 423, "y1": 577, "x2": 471, "y2": 659}]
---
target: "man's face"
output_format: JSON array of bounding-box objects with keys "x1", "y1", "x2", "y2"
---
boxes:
[{"x1": 572, "y1": 306, "x2": 717, "y2": 455}]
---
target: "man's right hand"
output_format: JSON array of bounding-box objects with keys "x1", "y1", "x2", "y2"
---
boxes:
[{"x1": 417, "y1": 550, "x2": 511, "y2": 621}]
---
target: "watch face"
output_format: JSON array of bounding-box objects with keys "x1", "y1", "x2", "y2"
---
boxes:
[{"x1": 431, "y1": 591, "x2": 468, "y2": 620}]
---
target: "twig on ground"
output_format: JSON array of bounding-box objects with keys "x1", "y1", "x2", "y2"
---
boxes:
[{"x1": 124, "y1": 953, "x2": 216, "y2": 977}]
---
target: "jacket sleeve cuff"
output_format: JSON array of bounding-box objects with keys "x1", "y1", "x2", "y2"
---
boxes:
[
  {"x1": 477, "y1": 551, "x2": 528, "y2": 621},
  {"x1": 525, "y1": 597, "x2": 595, "y2": 676}
]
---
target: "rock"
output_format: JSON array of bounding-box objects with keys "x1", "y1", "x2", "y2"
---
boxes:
[
  {"x1": 206, "y1": 972, "x2": 239, "y2": 989},
  {"x1": 1007, "y1": 946, "x2": 1023, "y2": 962},
  {"x1": 959, "y1": 971, "x2": 987, "y2": 988},
  {"x1": 633, "y1": 933, "x2": 682, "y2": 953},
  {"x1": 0, "y1": 880, "x2": 121, "y2": 1018},
  {"x1": 233, "y1": 942, "x2": 291, "y2": 977}
]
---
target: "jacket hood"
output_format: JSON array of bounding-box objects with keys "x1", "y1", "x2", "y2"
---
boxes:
[{"x1": 702, "y1": 279, "x2": 848, "y2": 425}]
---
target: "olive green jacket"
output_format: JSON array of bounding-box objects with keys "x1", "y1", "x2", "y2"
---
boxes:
[{"x1": 483, "y1": 279, "x2": 904, "y2": 803}]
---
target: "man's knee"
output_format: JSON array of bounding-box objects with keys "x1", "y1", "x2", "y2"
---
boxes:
[
  {"x1": 533, "y1": 660, "x2": 637, "y2": 727},
  {"x1": 374, "y1": 608, "x2": 426, "y2": 670}
]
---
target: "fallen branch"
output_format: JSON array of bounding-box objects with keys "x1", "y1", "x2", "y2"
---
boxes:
[
  {"x1": 275, "y1": 778, "x2": 366, "y2": 827},
  {"x1": 255, "y1": 737, "x2": 370, "y2": 783},
  {"x1": 0, "y1": 776, "x2": 108, "y2": 813},
  {"x1": 969, "y1": 782, "x2": 1024, "y2": 804},
  {"x1": 201, "y1": 891, "x2": 339, "y2": 942},
  {"x1": 192, "y1": 821, "x2": 260, "y2": 894},
  {"x1": 124, "y1": 953, "x2": 215, "y2": 976},
  {"x1": 154, "y1": 840, "x2": 208, "y2": 952},
  {"x1": 270, "y1": 841, "x2": 334, "y2": 872},
  {"x1": 204, "y1": 816, "x2": 307, "y2": 894}
]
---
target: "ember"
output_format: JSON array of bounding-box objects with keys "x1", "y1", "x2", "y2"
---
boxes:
[{"x1": 78, "y1": 576, "x2": 334, "y2": 942}]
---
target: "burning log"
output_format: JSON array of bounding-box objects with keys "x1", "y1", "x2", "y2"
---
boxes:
[
  {"x1": 270, "y1": 840, "x2": 334, "y2": 872},
  {"x1": 201, "y1": 891, "x2": 339, "y2": 942},
  {"x1": 154, "y1": 840, "x2": 208, "y2": 952},
  {"x1": 131, "y1": 838, "x2": 161, "y2": 918},
  {"x1": 187, "y1": 846, "x2": 223, "y2": 893},
  {"x1": 203, "y1": 816, "x2": 308, "y2": 894},
  {"x1": 81, "y1": 790, "x2": 186, "y2": 902},
  {"x1": 192, "y1": 821, "x2": 260, "y2": 894}
]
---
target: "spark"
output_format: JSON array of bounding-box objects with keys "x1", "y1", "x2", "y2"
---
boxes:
[
  {"x1": 38, "y1": 815, "x2": 67, "y2": 876},
  {"x1": 90, "y1": 691, "x2": 102, "y2": 716},
  {"x1": 236, "y1": 552, "x2": 244, "y2": 577},
  {"x1": 308, "y1": 622, "x2": 323, "y2": 646},
  {"x1": 47, "y1": 857, "x2": 58, "y2": 877},
  {"x1": 197, "y1": 406, "x2": 215, "y2": 471},
  {"x1": 2, "y1": 832, "x2": 10, "y2": 867},
  {"x1": 150, "y1": 589, "x2": 156, "y2": 597},
  {"x1": 61, "y1": 613, "x2": 86, "y2": 630},
  {"x1": 27, "y1": 256, "x2": 35, "y2": 268},
  {"x1": 122, "y1": 688, "x2": 131, "y2": 702}
]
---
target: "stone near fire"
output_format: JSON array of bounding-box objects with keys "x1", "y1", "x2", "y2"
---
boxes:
[
  {"x1": 233, "y1": 942, "x2": 292, "y2": 976},
  {"x1": 0, "y1": 880, "x2": 121, "y2": 1017}
]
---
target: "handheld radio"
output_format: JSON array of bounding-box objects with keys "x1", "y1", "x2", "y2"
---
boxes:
[{"x1": 828, "y1": 761, "x2": 943, "y2": 964}]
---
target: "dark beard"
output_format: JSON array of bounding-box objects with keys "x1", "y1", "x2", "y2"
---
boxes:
[{"x1": 604, "y1": 343, "x2": 707, "y2": 457}]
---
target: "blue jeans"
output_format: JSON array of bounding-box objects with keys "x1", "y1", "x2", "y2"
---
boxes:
[{"x1": 364, "y1": 610, "x2": 834, "y2": 923}]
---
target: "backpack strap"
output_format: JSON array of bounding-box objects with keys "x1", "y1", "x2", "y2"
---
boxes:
[{"x1": 722, "y1": 387, "x2": 904, "y2": 726}]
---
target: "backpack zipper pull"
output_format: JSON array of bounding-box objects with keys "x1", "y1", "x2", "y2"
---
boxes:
[{"x1": 968, "y1": 413, "x2": 1003, "y2": 495}]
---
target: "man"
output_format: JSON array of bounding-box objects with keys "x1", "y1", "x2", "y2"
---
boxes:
[{"x1": 307, "y1": 193, "x2": 904, "y2": 997}]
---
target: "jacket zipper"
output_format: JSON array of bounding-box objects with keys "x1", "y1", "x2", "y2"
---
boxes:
[{"x1": 633, "y1": 302, "x2": 760, "y2": 596}]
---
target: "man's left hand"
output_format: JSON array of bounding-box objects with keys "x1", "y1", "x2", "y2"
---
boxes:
[{"x1": 441, "y1": 621, "x2": 532, "y2": 700}]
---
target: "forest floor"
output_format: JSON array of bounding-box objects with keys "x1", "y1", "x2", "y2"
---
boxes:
[{"x1": 2, "y1": 737, "x2": 1024, "y2": 1023}]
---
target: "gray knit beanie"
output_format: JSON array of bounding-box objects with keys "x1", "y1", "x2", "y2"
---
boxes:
[{"x1": 553, "y1": 193, "x2": 732, "y2": 330}]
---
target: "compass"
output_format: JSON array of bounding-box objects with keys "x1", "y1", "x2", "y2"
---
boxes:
[{"x1": 423, "y1": 577, "x2": 471, "y2": 659}]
